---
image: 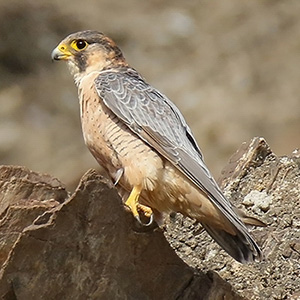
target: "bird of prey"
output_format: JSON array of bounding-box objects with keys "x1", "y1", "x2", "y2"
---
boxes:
[{"x1": 52, "y1": 30, "x2": 263, "y2": 263}]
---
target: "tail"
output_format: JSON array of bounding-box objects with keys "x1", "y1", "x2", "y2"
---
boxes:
[{"x1": 201, "y1": 222, "x2": 263, "y2": 263}]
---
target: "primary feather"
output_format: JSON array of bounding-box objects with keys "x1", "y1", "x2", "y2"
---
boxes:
[
  {"x1": 95, "y1": 67, "x2": 262, "y2": 263},
  {"x1": 52, "y1": 30, "x2": 263, "y2": 263}
]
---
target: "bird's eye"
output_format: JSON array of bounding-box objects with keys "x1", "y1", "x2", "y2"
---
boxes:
[{"x1": 71, "y1": 39, "x2": 88, "y2": 51}]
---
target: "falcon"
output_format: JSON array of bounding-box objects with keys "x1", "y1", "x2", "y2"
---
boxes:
[{"x1": 51, "y1": 30, "x2": 263, "y2": 263}]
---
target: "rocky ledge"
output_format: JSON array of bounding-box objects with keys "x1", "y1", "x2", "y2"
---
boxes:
[{"x1": 0, "y1": 137, "x2": 299, "y2": 299}]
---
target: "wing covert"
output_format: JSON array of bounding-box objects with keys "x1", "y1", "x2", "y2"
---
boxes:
[
  {"x1": 94, "y1": 68, "x2": 258, "y2": 243},
  {"x1": 96, "y1": 68, "x2": 204, "y2": 164}
]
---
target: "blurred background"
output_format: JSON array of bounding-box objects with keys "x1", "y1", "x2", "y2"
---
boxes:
[{"x1": 0, "y1": 0, "x2": 299, "y2": 190}]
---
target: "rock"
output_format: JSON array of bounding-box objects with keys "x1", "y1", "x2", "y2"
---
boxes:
[
  {"x1": 0, "y1": 167, "x2": 241, "y2": 300},
  {"x1": 0, "y1": 137, "x2": 299, "y2": 299},
  {"x1": 0, "y1": 165, "x2": 68, "y2": 269},
  {"x1": 164, "y1": 137, "x2": 300, "y2": 299},
  {"x1": 242, "y1": 190, "x2": 272, "y2": 212}
]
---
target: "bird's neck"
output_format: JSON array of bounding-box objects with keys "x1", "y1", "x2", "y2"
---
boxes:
[{"x1": 73, "y1": 58, "x2": 128, "y2": 87}]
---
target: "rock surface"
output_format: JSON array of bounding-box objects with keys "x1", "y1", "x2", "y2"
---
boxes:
[
  {"x1": 0, "y1": 137, "x2": 299, "y2": 299},
  {"x1": 164, "y1": 137, "x2": 300, "y2": 299},
  {"x1": 0, "y1": 168, "x2": 241, "y2": 300}
]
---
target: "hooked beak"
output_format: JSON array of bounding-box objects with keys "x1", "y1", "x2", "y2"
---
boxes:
[{"x1": 51, "y1": 44, "x2": 72, "y2": 61}]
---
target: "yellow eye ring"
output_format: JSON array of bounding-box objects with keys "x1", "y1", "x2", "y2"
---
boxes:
[{"x1": 71, "y1": 39, "x2": 88, "y2": 51}]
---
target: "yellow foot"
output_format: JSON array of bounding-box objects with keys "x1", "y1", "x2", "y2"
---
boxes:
[
  {"x1": 137, "y1": 204, "x2": 153, "y2": 218},
  {"x1": 125, "y1": 185, "x2": 153, "y2": 226},
  {"x1": 125, "y1": 185, "x2": 142, "y2": 219}
]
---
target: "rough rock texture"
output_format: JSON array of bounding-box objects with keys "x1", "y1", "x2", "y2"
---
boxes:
[
  {"x1": 0, "y1": 137, "x2": 299, "y2": 299},
  {"x1": 0, "y1": 168, "x2": 241, "y2": 300},
  {"x1": 164, "y1": 137, "x2": 300, "y2": 299},
  {"x1": 0, "y1": 166, "x2": 68, "y2": 270}
]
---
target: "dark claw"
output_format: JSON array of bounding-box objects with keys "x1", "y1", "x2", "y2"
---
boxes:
[{"x1": 135, "y1": 213, "x2": 154, "y2": 227}]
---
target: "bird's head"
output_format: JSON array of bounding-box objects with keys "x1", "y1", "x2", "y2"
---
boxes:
[{"x1": 51, "y1": 30, "x2": 126, "y2": 81}]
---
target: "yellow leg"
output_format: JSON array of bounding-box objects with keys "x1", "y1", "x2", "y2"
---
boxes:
[
  {"x1": 125, "y1": 185, "x2": 142, "y2": 218},
  {"x1": 125, "y1": 185, "x2": 154, "y2": 226}
]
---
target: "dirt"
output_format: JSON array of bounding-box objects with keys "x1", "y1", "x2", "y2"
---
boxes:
[{"x1": 164, "y1": 139, "x2": 300, "y2": 299}]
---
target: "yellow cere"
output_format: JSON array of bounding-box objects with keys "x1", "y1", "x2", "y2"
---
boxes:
[{"x1": 58, "y1": 44, "x2": 68, "y2": 52}]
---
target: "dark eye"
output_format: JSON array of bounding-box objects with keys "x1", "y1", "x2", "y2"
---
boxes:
[{"x1": 76, "y1": 39, "x2": 87, "y2": 50}]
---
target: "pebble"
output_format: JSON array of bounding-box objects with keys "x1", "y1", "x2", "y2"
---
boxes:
[{"x1": 243, "y1": 190, "x2": 272, "y2": 212}]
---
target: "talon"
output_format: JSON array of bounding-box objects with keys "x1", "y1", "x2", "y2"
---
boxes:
[
  {"x1": 135, "y1": 213, "x2": 154, "y2": 227},
  {"x1": 113, "y1": 168, "x2": 124, "y2": 186},
  {"x1": 137, "y1": 203, "x2": 154, "y2": 226},
  {"x1": 147, "y1": 213, "x2": 154, "y2": 226},
  {"x1": 137, "y1": 204, "x2": 153, "y2": 218},
  {"x1": 125, "y1": 186, "x2": 154, "y2": 226}
]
